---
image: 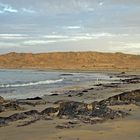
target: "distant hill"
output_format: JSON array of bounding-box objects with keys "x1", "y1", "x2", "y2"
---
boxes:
[{"x1": 0, "y1": 52, "x2": 140, "y2": 71}]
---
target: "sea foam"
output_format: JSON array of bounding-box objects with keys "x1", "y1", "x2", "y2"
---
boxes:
[{"x1": 0, "y1": 79, "x2": 63, "y2": 88}]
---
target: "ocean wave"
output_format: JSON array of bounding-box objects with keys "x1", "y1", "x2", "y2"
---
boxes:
[{"x1": 0, "y1": 79, "x2": 63, "y2": 88}]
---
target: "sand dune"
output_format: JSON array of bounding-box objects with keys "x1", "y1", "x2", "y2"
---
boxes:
[{"x1": 0, "y1": 52, "x2": 140, "y2": 71}]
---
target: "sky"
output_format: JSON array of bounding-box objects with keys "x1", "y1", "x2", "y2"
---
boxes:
[{"x1": 0, "y1": 0, "x2": 140, "y2": 54}]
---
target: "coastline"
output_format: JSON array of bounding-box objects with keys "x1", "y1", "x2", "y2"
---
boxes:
[
  {"x1": 1, "y1": 67, "x2": 140, "y2": 74},
  {"x1": 0, "y1": 71, "x2": 140, "y2": 140}
]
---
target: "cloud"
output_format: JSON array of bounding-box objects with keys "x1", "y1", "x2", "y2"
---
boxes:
[
  {"x1": 63, "y1": 26, "x2": 81, "y2": 29},
  {"x1": 22, "y1": 32, "x2": 116, "y2": 46},
  {"x1": 0, "y1": 34, "x2": 28, "y2": 40},
  {"x1": 0, "y1": 42, "x2": 19, "y2": 48},
  {"x1": 125, "y1": 43, "x2": 140, "y2": 49},
  {"x1": 0, "y1": 32, "x2": 139, "y2": 55},
  {"x1": 99, "y1": 2, "x2": 104, "y2": 6},
  {"x1": 22, "y1": 8, "x2": 36, "y2": 14},
  {"x1": 23, "y1": 40, "x2": 57, "y2": 45},
  {"x1": 0, "y1": 3, "x2": 18, "y2": 13},
  {"x1": 43, "y1": 35, "x2": 69, "y2": 39},
  {"x1": 0, "y1": 3, "x2": 36, "y2": 14}
]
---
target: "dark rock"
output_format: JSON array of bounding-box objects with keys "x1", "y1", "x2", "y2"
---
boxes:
[
  {"x1": 0, "y1": 101, "x2": 23, "y2": 113},
  {"x1": 91, "y1": 104, "x2": 127, "y2": 119},
  {"x1": 58, "y1": 101, "x2": 90, "y2": 118},
  {"x1": 121, "y1": 77, "x2": 140, "y2": 84},
  {"x1": 103, "y1": 83, "x2": 119, "y2": 88},
  {"x1": 50, "y1": 94, "x2": 59, "y2": 96},
  {"x1": 24, "y1": 110, "x2": 39, "y2": 116},
  {"x1": 88, "y1": 88, "x2": 94, "y2": 90},
  {"x1": 2, "y1": 89, "x2": 138, "y2": 127},
  {"x1": 0, "y1": 105, "x2": 5, "y2": 113},
  {"x1": 76, "y1": 92, "x2": 84, "y2": 97},
  {"x1": 0, "y1": 96, "x2": 4, "y2": 104},
  {"x1": 95, "y1": 84, "x2": 102, "y2": 86},
  {"x1": 0, "y1": 118, "x2": 8, "y2": 127},
  {"x1": 41, "y1": 107, "x2": 59, "y2": 116},
  {"x1": 6, "y1": 113, "x2": 28, "y2": 122},
  {"x1": 4, "y1": 102, "x2": 22, "y2": 110},
  {"x1": 2, "y1": 110, "x2": 40, "y2": 123},
  {"x1": 68, "y1": 94, "x2": 72, "y2": 97},
  {"x1": 60, "y1": 74, "x2": 73, "y2": 76},
  {"x1": 26, "y1": 97, "x2": 42, "y2": 100},
  {"x1": 99, "y1": 89, "x2": 140, "y2": 106},
  {"x1": 17, "y1": 100, "x2": 46, "y2": 106},
  {"x1": 121, "y1": 72, "x2": 125, "y2": 74},
  {"x1": 82, "y1": 90, "x2": 88, "y2": 92}
]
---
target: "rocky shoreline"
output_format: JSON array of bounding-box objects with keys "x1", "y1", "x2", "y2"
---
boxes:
[
  {"x1": 0, "y1": 72, "x2": 140, "y2": 140},
  {"x1": 0, "y1": 73, "x2": 140, "y2": 129}
]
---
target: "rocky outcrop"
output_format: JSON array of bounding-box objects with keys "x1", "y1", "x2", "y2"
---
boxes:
[
  {"x1": 0, "y1": 97, "x2": 23, "y2": 113},
  {"x1": 121, "y1": 77, "x2": 140, "y2": 84},
  {"x1": 1, "y1": 89, "x2": 140, "y2": 127},
  {"x1": 99, "y1": 89, "x2": 140, "y2": 106},
  {"x1": 0, "y1": 96, "x2": 4, "y2": 104},
  {"x1": 0, "y1": 101, "x2": 128, "y2": 127}
]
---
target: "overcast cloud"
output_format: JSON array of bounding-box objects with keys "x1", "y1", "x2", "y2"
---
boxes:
[{"x1": 0, "y1": 0, "x2": 140, "y2": 54}]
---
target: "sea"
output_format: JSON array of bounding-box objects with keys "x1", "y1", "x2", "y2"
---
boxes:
[{"x1": 0, "y1": 69, "x2": 117, "y2": 99}]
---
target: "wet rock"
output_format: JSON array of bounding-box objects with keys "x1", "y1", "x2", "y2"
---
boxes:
[
  {"x1": 121, "y1": 77, "x2": 140, "y2": 84},
  {"x1": 57, "y1": 100, "x2": 128, "y2": 120},
  {"x1": 60, "y1": 74, "x2": 73, "y2": 76},
  {"x1": 99, "y1": 89, "x2": 140, "y2": 106},
  {"x1": 121, "y1": 72, "x2": 125, "y2": 74},
  {"x1": 26, "y1": 97, "x2": 42, "y2": 100},
  {"x1": 50, "y1": 94, "x2": 59, "y2": 96},
  {"x1": 103, "y1": 83, "x2": 119, "y2": 88},
  {"x1": 82, "y1": 90, "x2": 88, "y2": 92},
  {"x1": 0, "y1": 105, "x2": 5, "y2": 113},
  {"x1": 0, "y1": 118, "x2": 8, "y2": 127},
  {"x1": 58, "y1": 101, "x2": 90, "y2": 118},
  {"x1": 17, "y1": 100, "x2": 46, "y2": 106},
  {"x1": 91, "y1": 104, "x2": 127, "y2": 119},
  {"x1": 76, "y1": 92, "x2": 84, "y2": 97},
  {"x1": 41, "y1": 107, "x2": 59, "y2": 116},
  {"x1": 68, "y1": 94, "x2": 72, "y2": 97},
  {"x1": 2, "y1": 89, "x2": 138, "y2": 127},
  {"x1": 95, "y1": 84, "x2": 103, "y2": 86},
  {"x1": 88, "y1": 88, "x2": 94, "y2": 90},
  {"x1": 1, "y1": 110, "x2": 40, "y2": 123},
  {"x1": 4, "y1": 102, "x2": 22, "y2": 111},
  {"x1": 23, "y1": 110, "x2": 40, "y2": 116},
  {"x1": 0, "y1": 101, "x2": 23, "y2": 113},
  {"x1": 0, "y1": 96, "x2": 4, "y2": 104}
]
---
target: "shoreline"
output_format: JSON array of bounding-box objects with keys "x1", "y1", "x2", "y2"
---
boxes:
[
  {"x1": 0, "y1": 71, "x2": 140, "y2": 140},
  {"x1": 0, "y1": 67, "x2": 140, "y2": 75}
]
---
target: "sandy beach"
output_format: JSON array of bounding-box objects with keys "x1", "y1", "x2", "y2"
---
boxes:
[{"x1": 0, "y1": 71, "x2": 140, "y2": 140}]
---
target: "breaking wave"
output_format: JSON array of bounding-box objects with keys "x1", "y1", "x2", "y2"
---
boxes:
[{"x1": 0, "y1": 79, "x2": 63, "y2": 88}]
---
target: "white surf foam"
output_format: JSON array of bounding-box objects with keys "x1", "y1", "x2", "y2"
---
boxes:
[{"x1": 0, "y1": 79, "x2": 63, "y2": 88}]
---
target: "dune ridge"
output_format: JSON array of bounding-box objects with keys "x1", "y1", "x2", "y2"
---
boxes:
[{"x1": 0, "y1": 52, "x2": 140, "y2": 71}]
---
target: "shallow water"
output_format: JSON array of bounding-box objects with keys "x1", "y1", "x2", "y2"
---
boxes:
[{"x1": 0, "y1": 69, "x2": 115, "y2": 99}]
